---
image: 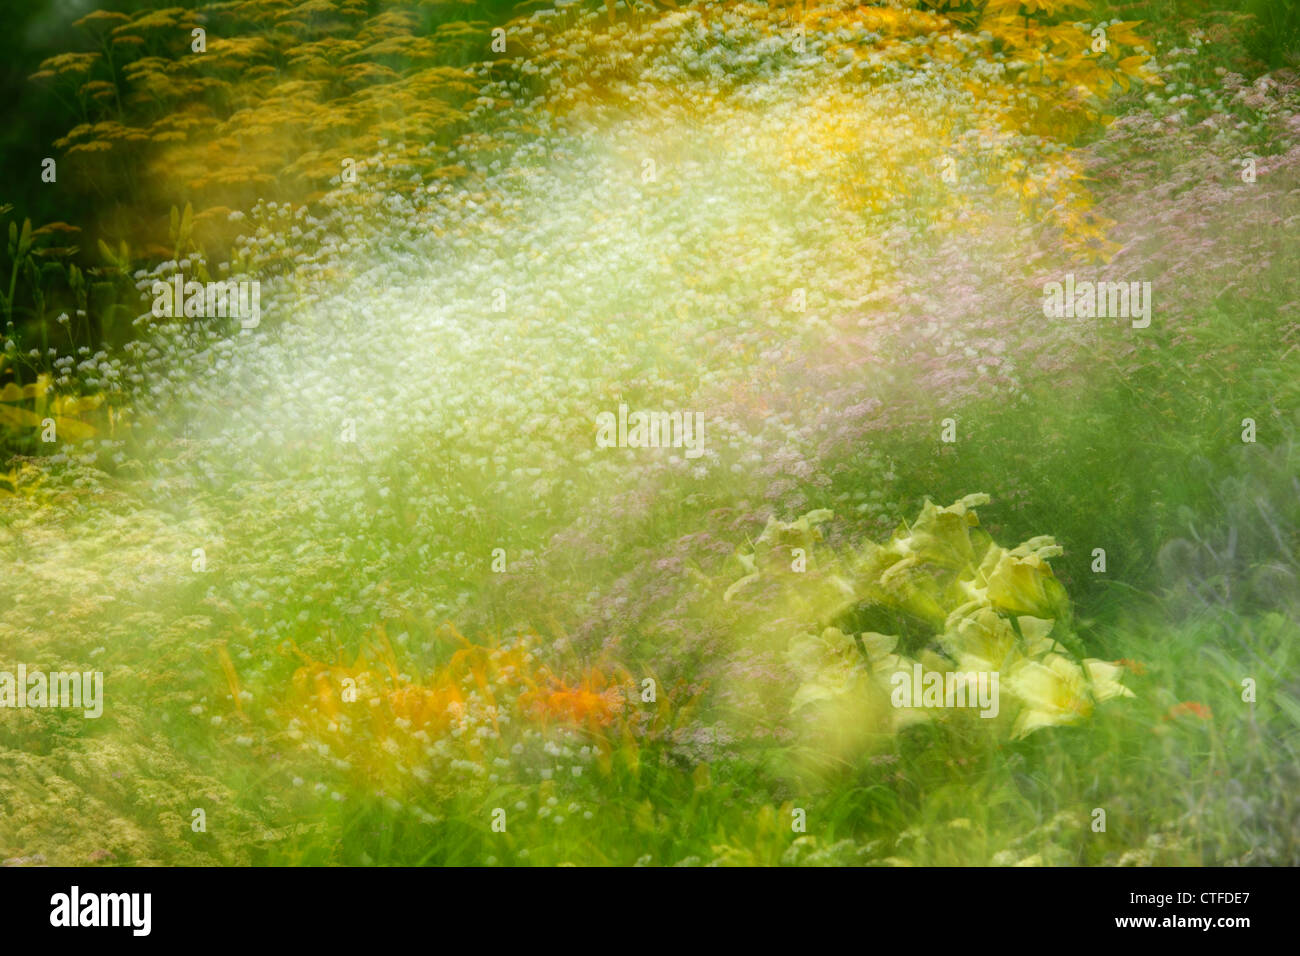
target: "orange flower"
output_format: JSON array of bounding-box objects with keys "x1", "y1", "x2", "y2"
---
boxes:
[
  {"x1": 1163, "y1": 701, "x2": 1213, "y2": 721},
  {"x1": 521, "y1": 670, "x2": 626, "y2": 728}
]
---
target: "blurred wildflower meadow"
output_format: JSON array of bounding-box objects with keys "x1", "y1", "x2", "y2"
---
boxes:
[{"x1": 1, "y1": 0, "x2": 1298, "y2": 866}]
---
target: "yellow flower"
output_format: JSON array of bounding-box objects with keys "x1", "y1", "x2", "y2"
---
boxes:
[
  {"x1": 1006, "y1": 655, "x2": 1091, "y2": 736},
  {"x1": 1017, "y1": 615, "x2": 1064, "y2": 656},
  {"x1": 1006, "y1": 654, "x2": 1133, "y2": 738},
  {"x1": 787, "y1": 627, "x2": 899, "y2": 710},
  {"x1": 939, "y1": 605, "x2": 1020, "y2": 671},
  {"x1": 890, "y1": 493, "x2": 991, "y2": 570},
  {"x1": 1081, "y1": 658, "x2": 1136, "y2": 704},
  {"x1": 786, "y1": 628, "x2": 928, "y2": 735},
  {"x1": 982, "y1": 539, "x2": 1067, "y2": 618}
]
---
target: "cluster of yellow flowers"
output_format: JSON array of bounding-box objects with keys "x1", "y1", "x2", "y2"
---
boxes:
[{"x1": 727, "y1": 495, "x2": 1133, "y2": 740}]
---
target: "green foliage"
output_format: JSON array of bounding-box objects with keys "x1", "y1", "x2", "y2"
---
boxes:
[{"x1": 0, "y1": 207, "x2": 140, "y2": 456}]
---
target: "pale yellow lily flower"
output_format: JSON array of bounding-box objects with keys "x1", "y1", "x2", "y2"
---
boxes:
[
  {"x1": 1082, "y1": 658, "x2": 1137, "y2": 703},
  {"x1": 940, "y1": 605, "x2": 1021, "y2": 671},
  {"x1": 982, "y1": 541, "x2": 1067, "y2": 619},
  {"x1": 1006, "y1": 653, "x2": 1133, "y2": 738}
]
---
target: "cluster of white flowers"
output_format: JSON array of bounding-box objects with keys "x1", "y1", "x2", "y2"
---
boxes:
[{"x1": 54, "y1": 4, "x2": 1090, "y2": 642}]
